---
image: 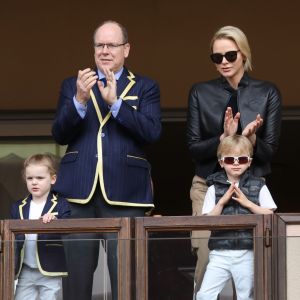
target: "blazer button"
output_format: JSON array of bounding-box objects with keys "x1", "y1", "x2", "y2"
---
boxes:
[{"x1": 101, "y1": 133, "x2": 105, "y2": 137}]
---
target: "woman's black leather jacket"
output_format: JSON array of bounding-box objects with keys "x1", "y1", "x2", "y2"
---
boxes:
[{"x1": 186, "y1": 73, "x2": 282, "y2": 178}]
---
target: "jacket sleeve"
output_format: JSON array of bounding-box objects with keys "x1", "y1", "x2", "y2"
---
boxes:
[
  {"x1": 186, "y1": 86, "x2": 220, "y2": 163},
  {"x1": 113, "y1": 80, "x2": 162, "y2": 144},
  {"x1": 254, "y1": 85, "x2": 282, "y2": 163},
  {"x1": 52, "y1": 78, "x2": 85, "y2": 145}
]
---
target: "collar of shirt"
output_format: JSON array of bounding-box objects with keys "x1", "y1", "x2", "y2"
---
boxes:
[
  {"x1": 221, "y1": 71, "x2": 249, "y2": 92},
  {"x1": 97, "y1": 67, "x2": 124, "y2": 81}
]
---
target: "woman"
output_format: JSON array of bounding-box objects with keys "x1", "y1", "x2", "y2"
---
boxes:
[{"x1": 186, "y1": 25, "x2": 282, "y2": 297}]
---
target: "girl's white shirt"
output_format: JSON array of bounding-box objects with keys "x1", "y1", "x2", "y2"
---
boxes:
[{"x1": 23, "y1": 200, "x2": 46, "y2": 268}]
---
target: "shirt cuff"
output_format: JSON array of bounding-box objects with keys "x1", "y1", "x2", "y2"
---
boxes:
[
  {"x1": 110, "y1": 98, "x2": 122, "y2": 117},
  {"x1": 73, "y1": 96, "x2": 87, "y2": 118}
]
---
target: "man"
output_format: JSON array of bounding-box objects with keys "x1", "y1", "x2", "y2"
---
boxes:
[{"x1": 52, "y1": 20, "x2": 161, "y2": 300}]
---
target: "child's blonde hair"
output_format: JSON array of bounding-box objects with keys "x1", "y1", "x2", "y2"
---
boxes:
[
  {"x1": 217, "y1": 135, "x2": 253, "y2": 159},
  {"x1": 23, "y1": 153, "x2": 57, "y2": 179}
]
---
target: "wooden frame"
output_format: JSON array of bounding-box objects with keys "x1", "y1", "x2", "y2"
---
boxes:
[
  {"x1": 2, "y1": 214, "x2": 293, "y2": 299},
  {"x1": 273, "y1": 213, "x2": 300, "y2": 300},
  {"x1": 1, "y1": 217, "x2": 131, "y2": 300},
  {"x1": 135, "y1": 215, "x2": 269, "y2": 300}
]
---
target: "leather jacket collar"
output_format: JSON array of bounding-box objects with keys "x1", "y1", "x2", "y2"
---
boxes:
[{"x1": 220, "y1": 72, "x2": 249, "y2": 92}]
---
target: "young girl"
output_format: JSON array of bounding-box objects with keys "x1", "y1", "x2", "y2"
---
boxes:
[{"x1": 10, "y1": 153, "x2": 70, "y2": 300}]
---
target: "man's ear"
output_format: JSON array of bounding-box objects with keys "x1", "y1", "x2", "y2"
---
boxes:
[{"x1": 124, "y1": 43, "x2": 130, "y2": 58}]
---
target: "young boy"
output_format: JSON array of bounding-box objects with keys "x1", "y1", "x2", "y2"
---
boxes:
[
  {"x1": 196, "y1": 135, "x2": 277, "y2": 300},
  {"x1": 10, "y1": 153, "x2": 70, "y2": 300}
]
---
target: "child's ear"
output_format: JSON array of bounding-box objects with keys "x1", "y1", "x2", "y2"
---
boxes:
[
  {"x1": 51, "y1": 174, "x2": 57, "y2": 185},
  {"x1": 218, "y1": 159, "x2": 224, "y2": 168},
  {"x1": 248, "y1": 158, "x2": 253, "y2": 168}
]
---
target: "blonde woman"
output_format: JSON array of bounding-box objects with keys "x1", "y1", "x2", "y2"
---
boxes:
[{"x1": 187, "y1": 25, "x2": 281, "y2": 297}]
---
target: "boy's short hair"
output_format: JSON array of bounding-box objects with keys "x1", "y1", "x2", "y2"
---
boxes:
[
  {"x1": 23, "y1": 153, "x2": 58, "y2": 178},
  {"x1": 217, "y1": 135, "x2": 253, "y2": 158}
]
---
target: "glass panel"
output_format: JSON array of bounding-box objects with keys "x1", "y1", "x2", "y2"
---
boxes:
[
  {"x1": 148, "y1": 230, "x2": 256, "y2": 300},
  {"x1": 11, "y1": 232, "x2": 124, "y2": 300},
  {"x1": 286, "y1": 225, "x2": 300, "y2": 300},
  {"x1": 147, "y1": 231, "x2": 196, "y2": 299}
]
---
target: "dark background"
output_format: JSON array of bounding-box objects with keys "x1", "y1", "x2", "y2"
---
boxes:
[{"x1": 1, "y1": 0, "x2": 300, "y2": 110}]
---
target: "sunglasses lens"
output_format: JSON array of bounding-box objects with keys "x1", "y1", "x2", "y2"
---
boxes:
[
  {"x1": 224, "y1": 51, "x2": 238, "y2": 62},
  {"x1": 210, "y1": 51, "x2": 239, "y2": 64},
  {"x1": 222, "y1": 156, "x2": 249, "y2": 164},
  {"x1": 223, "y1": 157, "x2": 235, "y2": 164},
  {"x1": 237, "y1": 156, "x2": 249, "y2": 164},
  {"x1": 210, "y1": 53, "x2": 223, "y2": 64}
]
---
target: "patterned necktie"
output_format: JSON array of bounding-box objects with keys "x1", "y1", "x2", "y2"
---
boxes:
[{"x1": 100, "y1": 77, "x2": 107, "y2": 87}]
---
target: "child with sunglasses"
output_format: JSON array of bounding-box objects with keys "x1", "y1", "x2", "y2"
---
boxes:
[{"x1": 196, "y1": 135, "x2": 276, "y2": 300}]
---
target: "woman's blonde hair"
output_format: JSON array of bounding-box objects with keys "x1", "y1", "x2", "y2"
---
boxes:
[{"x1": 210, "y1": 25, "x2": 252, "y2": 71}]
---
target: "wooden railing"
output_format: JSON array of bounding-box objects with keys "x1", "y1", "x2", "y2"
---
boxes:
[
  {"x1": 1, "y1": 214, "x2": 300, "y2": 300},
  {"x1": 1, "y1": 218, "x2": 132, "y2": 300}
]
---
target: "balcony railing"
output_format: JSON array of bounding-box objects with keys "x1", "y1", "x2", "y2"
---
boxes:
[{"x1": 1, "y1": 214, "x2": 300, "y2": 300}]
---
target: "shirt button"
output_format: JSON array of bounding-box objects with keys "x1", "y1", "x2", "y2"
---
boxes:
[{"x1": 101, "y1": 133, "x2": 105, "y2": 137}]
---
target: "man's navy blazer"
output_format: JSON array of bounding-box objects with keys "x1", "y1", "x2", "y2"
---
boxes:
[
  {"x1": 52, "y1": 67, "x2": 161, "y2": 206},
  {"x1": 10, "y1": 192, "x2": 70, "y2": 277}
]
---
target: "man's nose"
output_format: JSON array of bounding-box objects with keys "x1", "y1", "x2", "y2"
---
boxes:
[{"x1": 102, "y1": 45, "x2": 110, "y2": 53}]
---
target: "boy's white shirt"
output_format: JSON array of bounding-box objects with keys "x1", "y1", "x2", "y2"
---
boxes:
[
  {"x1": 202, "y1": 183, "x2": 277, "y2": 215},
  {"x1": 23, "y1": 200, "x2": 46, "y2": 268}
]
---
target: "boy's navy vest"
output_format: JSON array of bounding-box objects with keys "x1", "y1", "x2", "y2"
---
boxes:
[{"x1": 207, "y1": 170, "x2": 264, "y2": 250}]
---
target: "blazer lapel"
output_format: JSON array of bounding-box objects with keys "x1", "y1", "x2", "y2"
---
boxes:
[
  {"x1": 19, "y1": 196, "x2": 31, "y2": 220},
  {"x1": 118, "y1": 68, "x2": 136, "y2": 100},
  {"x1": 42, "y1": 192, "x2": 58, "y2": 215},
  {"x1": 117, "y1": 69, "x2": 130, "y2": 97},
  {"x1": 91, "y1": 83, "x2": 110, "y2": 120}
]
